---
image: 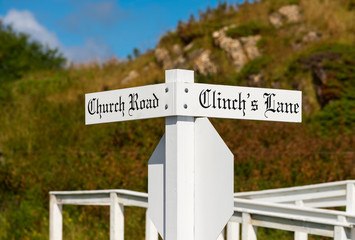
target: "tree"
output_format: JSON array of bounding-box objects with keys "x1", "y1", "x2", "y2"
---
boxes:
[
  {"x1": 0, "y1": 21, "x2": 66, "y2": 82},
  {"x1": 133, "y1": 48, "x2": 140, "y2": 59}
]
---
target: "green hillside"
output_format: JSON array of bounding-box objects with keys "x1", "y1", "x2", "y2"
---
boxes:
[{"x1": 0, "y1": 0, "x2": 354, "y2": 239}]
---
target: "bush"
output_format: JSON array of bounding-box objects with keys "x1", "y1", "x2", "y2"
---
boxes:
[
  {"x1": 0, "y1": 21, "x2": 66, "y2": 82},
  {"x1": 226, "y1": 21, "x2": 272, "y2": 38}
]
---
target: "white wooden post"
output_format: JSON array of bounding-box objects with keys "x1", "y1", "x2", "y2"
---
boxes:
[
  {"x1": 146, "y1": 210, "x2": 158, "y2": 240},
  {"x1": 217, "y1": 227, "x2": 226, "y2": 240},
  {"x1": 294, "y1": 200, "x2": 307, "y2": 240},
  {"x1": 227, "y1": 221, "x2": 240, "y2": 240},
  {"x1": 49, "y1": 194, "x2": 62, "y2": 240},
  {"x1": 346, "y1": 183, "x2": 355, "y2": 239},
  {"x1": 110, "y1": 193, "x2": 124, "y2": 240},
  {"x1": 334, "y1": 215, "x2": 350, "y2": 240},
  {"x1": 242, "y1": 213, "x2": 257, "y2": 240},
  {"x1": 165, "y1": 70, "x2": 195, "y2": 240}
]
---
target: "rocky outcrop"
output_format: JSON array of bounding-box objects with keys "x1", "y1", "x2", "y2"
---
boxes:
[
  {"x1": 193, "y1": 50, "x2": 217, "y2": 75},
  {"x1": 121, "y1": 70, "x2": 139, "y2": 84},
  {"x1": 240, "y1": 35, "x2": 262, "y2": 60},
  {"x1": 302, "y1": 31, "x2": 322, "y2": 43},
  {"x1": 155, "y1": 48, "x2": 173, "y2": 69},
  {"x1": 299, "y1": 52, "x2": 342, "y2": 107},
  {"x1": 212, "y1": 27, "x2": 261, "y2": 71},
  {"x1": 269, "y1": 5, "x2": 302, "y2": 28},
  {"x1": 172, "y1": 44, "x2": 182, "y2": 55},
  {"x1": 155, "y1": 46, "x2": 188, "y2": 70},
  {"x1": 247, "y1": 73, "x2": 263, "y2": 87}
]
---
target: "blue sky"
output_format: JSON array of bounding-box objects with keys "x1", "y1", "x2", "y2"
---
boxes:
[{"x1": 0, "y1": 0, "x2": 242, "y2": 62}]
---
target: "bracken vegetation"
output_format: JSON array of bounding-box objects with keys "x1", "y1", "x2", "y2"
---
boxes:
[{"x1": 0, "y1": 0, "x2": 354, "y2": 239}]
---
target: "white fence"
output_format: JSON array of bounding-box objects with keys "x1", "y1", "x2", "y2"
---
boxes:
[{"x1": 49, "y1": 180, "x2": 355, "y2": 240}]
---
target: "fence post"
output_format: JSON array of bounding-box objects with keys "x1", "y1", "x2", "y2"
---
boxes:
[
  {"x1": 110, "y1": 193, "x2": 124, "y2": 240},
  {"x1": 146, "y1": 210, "x2": 158, "y2": 240},
  {"x1": 294, "y1": 200, "x2": 308, "y2": 240},
  {"x1": 49, "y1": 194, "x2": 62, "y2": 240},
  {"x1": 242, "y1": 213, "x2": 257, "y2": 240},
  {"x1": 346, "y1": 182, "x2": 355, "y2": 239},
  {"x1": 227, "y1": 221, "x2": 240, "y2": 240},
  {"x1": 334, "y1": 215, "x2": 350, "y2": 240}
]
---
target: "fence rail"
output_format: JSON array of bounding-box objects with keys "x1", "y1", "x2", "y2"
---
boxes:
[{"x1": 49, "y1": 180, "x2": 355, "y2": 240}]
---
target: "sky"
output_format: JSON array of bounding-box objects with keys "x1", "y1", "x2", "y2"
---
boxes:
[{"x1": 0, "y1": 0, "x2": 242, "y2": 63}]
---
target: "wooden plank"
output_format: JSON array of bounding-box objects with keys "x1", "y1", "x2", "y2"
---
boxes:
[
  {"x1": 251, "y1": 214, "x2": 334, "y2": 237},
  {"x1": 110, "y1": 193, "x2": 124, "y2": 240},
  {"x1": 56, "y1": 194, "x2": 110, "y2": 205},
  {"x1": 49, "y1": 195, "x2": 62, "y2": 240}
]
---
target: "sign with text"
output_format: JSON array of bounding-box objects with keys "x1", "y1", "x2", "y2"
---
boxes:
[
  {"x1": 85, "y1": 82, "x2": 302, "y2": 124},
  {"x1": 179, "y1": 83, "x2": 302, "y2": 123},
  {"x1": 85, "y1": 83, "x2": 173, "y2": 125}
]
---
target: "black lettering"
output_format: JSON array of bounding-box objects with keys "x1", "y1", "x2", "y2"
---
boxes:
[
  {"x1": 139, "y1": 99, "x2": 145, "y2": 110},
  {"x1": 251, "y1": 100, "x2": 258, "y2": 111},
  {"x1": 88, "y1": 98, "x2": 96, "y2": 115},
  {"x1": 129, "y1": 93, "x2": 139, "y2": 116},
  {"x1": 152, "y1": 93, "x2": 159, "y2": 108},
  {"x1": 223, "y1": 98, "x2": 231, "y2": 109},
  {"x1": 238, "y1": 93, "x2": 246, "y2": 116},
  {"x1": 264, "y1": 93, "x2": 276, "y2": 118},
  {"x1": 232, "y1": 99, "x2": 238, "y2": 110},
  {"x1": 277, "y1": 102, "x2": 284, "y2": 113},
  {"x1": 294, "y1": 103, "x2": 299, "y2": 114},
  {"x1": 199, "y1": 89, "x2": 212, "y2": 108}
]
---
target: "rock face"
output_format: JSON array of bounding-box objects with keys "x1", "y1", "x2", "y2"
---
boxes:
[
  {"x1": 212, "y1": 27, "x2": 261, "y2": 71},
  {"x1": 240, "y1": 35, "x2": 262, "y2": 60},
  {"x1": 193, "y1": 50, "x2": 218, "y2": 75},
  {"x1": 300, "y1": 52, "x2": 342, "y2": 107},
  {"x1": 269, "y1": 12, "x2": 284, "y2": 28},
  {"x1": 121, "y1": 70, "x2": 139, "y2": 84},
  {"x1": 155, "y1": 46, "x2": 188, "y2": 70},
  {"x1": 302, "y1": 31, "x2": 322, "y2": 43},
  {"x1": 154, "y1": 44, "x2": 217, "y2": 75},
  {"x1": 279, "y1": 5, "x2": 302, "y2": 23},
  {"x1": 269, "y1": 5, "x2": 302, "y2": 28},
  {"x1": 155, "y1": 48, "x2": 173, "y2": 69}
]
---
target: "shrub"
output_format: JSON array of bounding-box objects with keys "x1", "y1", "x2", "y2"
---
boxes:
[
  {"x1": 0, "y1": 21, "x2": 66, "y2": 82},
  {"x1": 226, "y1": 21, "x2": 272, "y2": 38}
]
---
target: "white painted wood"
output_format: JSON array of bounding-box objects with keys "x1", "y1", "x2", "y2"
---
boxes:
[
  {"x1": 110, "y1": 193, "x2": 124, "y2": 240},
  {"x1": 251, "y1": 215, "x2": 334, "y2": 237},
  {"x1": 148, "y1": 135, "x2": 165, "y2": 237},
  {"x1": 234, "y1": 198, "x2": 353, "y2": 227},
  {"x1": 85, "y1": 82, "x2": 302, "y2": 124},
  {"x1": 346, "y1": 183, "x2": 355, "y2": 214},
  {"x1": 164, "y1": 69, "x2": 195, "y2": 240},
  {"x1": 345, "y1": 183, "x2": 355, "y2": 240},
  {"x1": 217, "y1": 228, "x2": 225, "y2": 240},
  {"x1": 242, "y1": 213, "x2": 257, "y2": 240},
  {"x1": 85, "y1": 83, "x2": 174, "y2": 125},
  {"x1": 227, "y1": 221, "x2": 240, "y2": 240},
  {"x1": 146, "y1": 210, "x2": 159, "y2": 240},
  {"x1": 178, "y1": 83, "x2": 302, "y2": 123},
  {"x1": 194, "y1": 118, "x2": 234, "y2": 240},
  {"x1": 56, "y1": 194, "x2": 111, "y2": 205},
  {"x1": 294, "y1": 200, "x2": 308, "y2": 240},
  {"x1": 235, "y1": 184, "x2": 347, "y2": 207},
  {"x1": 49, "y1": 180, "x2": 355, "y2": 240},
  {"x1": 334, "y1": 216, "x2": 351, "y2": 240},
  {"x1": 49, "y1": 195, "x2": 62, "y2": 240}
]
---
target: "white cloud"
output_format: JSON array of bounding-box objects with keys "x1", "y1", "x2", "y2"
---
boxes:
[
  {"x1": 1, "y1": 9, "x2": 114, "y2": 63},
  {"x1": 2, "y1": 9, "x2": 61, "y2": 50},
  {"x1": 63, "y1": 39, "x2": 114, "y2": 63}
]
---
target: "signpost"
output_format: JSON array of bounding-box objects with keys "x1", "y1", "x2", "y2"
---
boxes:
[{"x1": 85, "y1": 69, "x2": 302, "y2": 240}]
